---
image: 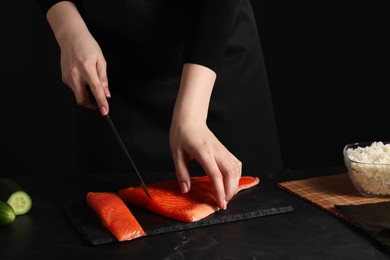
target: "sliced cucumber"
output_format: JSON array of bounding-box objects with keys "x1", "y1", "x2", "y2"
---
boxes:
[
  {"x1": 0, "y1": 178, "x2": 32, "y2": 215},
  {"x1": 0, "y1": 200, "x2": 15, "y2": 225}
]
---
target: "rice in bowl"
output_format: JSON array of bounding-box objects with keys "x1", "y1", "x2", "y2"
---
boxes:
[{"x1": 343, "y1": 141, "x2": 390, "y2": 197}]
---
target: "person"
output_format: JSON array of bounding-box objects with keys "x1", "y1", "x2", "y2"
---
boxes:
[{"x1": 35, "y1": 0, "x2": 282, "y2": 210}]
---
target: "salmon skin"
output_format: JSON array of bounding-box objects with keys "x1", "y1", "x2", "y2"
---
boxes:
[
  {"x1": 86, "y1": 192, "x2": 146, "y2": 241},
  {"x1": 118, "y1": 176, "x2": 260, "y2": 223}
]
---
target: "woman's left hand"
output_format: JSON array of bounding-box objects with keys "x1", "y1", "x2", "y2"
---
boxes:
[
  {"x1": 169, "y1": 119, "x2": 242, "y2": 210},
  {"x1": 170, "y1": 63, "x2": 242, "y2": 210}
]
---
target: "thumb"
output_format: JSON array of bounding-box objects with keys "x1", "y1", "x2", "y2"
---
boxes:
[{"x1": 173, "y1": 150, "x2": 191, "y2": 194}]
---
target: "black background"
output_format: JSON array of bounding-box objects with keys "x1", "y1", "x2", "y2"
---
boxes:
[{"x1": 2, "y1": 1, "x2": 389, "y2": 177}]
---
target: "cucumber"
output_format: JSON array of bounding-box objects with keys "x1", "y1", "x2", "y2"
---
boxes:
[
  {"x1": 0, "y1": 200, "x2": 15, "y2": 225},
  {"x1": 0, "y1": 178, "x2": 32, "y2": 215}
]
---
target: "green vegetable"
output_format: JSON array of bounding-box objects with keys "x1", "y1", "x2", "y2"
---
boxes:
[
  {"x1": 0, "y1": 200, "x2": 15, "y2": 225},
  {"x1": 0, "y1": 178, "x2": 32, "y2": 215}
]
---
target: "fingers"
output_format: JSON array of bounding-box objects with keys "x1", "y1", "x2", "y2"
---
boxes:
[
  {"x1": 197, "y1": 153, "x2": 227, "y2": 210},
  {"x1": 215, "y1": 151, "x2": 242, "y2": 202},
  {"x1": 97, "y1": 56, "x2": 111, "y2": 99},
  {"x1": 62, "y1": 58, "x2": 110, "y2": 115},
  {"x1": 197, "y1": 147, "x2": 241, "y2": 210},
  {"x1": 85, "y1": 60, "x2": 109, "y2": 116},
  {"x1": 172, "y1": 150, "x2": 191, "y2": 194},
  {"x1": 169, "y1": 123, "x2": 242, "y2": 210}
]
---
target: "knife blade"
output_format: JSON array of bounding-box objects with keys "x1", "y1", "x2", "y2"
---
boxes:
[
  {"x1": 103, "y1": 115, "x2": 152, "y2": 200},
  {"x1": 86, "y1": 87, "x2": 152, "y2": 199}
]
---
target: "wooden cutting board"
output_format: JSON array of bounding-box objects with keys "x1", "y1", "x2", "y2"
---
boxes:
[
  {"x1": 277, "y1": 173, "x2": 390, "y2": 221},
  {"x1": 64, "y1": 185, "x2": 294, "y2": 246}
]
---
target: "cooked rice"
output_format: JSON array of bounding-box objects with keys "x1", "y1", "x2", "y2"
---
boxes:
[{"x1": 346, "y1": 141, "x2": 390, "y2": 196}]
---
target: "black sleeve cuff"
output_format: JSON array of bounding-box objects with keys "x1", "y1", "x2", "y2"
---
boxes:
[{"x1": 183, "y1": 0, "x2": 236, "y2": 74}]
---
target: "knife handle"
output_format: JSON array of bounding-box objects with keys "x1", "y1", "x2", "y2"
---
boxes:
[{"x1": 85, "y1": 85, "x2": 107, "y2": 116}]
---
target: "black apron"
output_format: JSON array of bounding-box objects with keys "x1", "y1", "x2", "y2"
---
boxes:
[{"x1": 74, "y1": 0, "x2": 282, "y2": 175}]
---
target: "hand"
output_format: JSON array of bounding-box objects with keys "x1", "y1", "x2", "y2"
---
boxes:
[
  {"x1": 59, "y1": 31, "x2": 110, "y2": 115},
  {"x1": 46, "y1": 1, "x2": 110, "y2": 115},
  {"x1": 170, "y1": 63, "x2": 242, "y2": 210},
  {"x1": 169, "y1": 118, "x2": 242, "y2": 210}
]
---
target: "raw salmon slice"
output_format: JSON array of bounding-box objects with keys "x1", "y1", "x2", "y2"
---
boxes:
[
  {"x1": 86, "y1": 192, "x2": 146, "y2": 241},
  {"x1": 118, "y1": 176, "x2": 259, "y2": 222}
]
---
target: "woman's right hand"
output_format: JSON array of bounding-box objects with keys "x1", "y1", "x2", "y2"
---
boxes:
[{"x1": 46, "y1": 1, "x2": 110, "y2": 115}]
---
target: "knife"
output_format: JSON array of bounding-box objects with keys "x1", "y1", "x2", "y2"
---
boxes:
[{"x1": 87, "y1": 88, "x2": 152, "y2": 199}]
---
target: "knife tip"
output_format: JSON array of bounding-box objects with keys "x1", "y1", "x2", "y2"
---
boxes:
[{"x1": 146, "y1": 190, "x2": 153, "y2": 200}]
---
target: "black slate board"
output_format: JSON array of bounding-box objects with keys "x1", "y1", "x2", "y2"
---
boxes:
[
  {"x1": 335, "y1": 202, "x2": 390, "y2": 252},
  {"x1": 64, "y1": 186, "x2": 294, "y2": 246}
]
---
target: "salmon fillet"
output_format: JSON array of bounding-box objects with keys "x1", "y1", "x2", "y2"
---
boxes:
[
  {"x1": 86, "y1": 192, "x2": 146, "y2": 241},
  {"x1": 118, "y1": 176, "x2": 260, "y2": 222}
]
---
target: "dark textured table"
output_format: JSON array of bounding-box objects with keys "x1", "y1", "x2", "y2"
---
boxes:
[{"x1": 1, "y1": 167, "x2": 389, "y2": 259}]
